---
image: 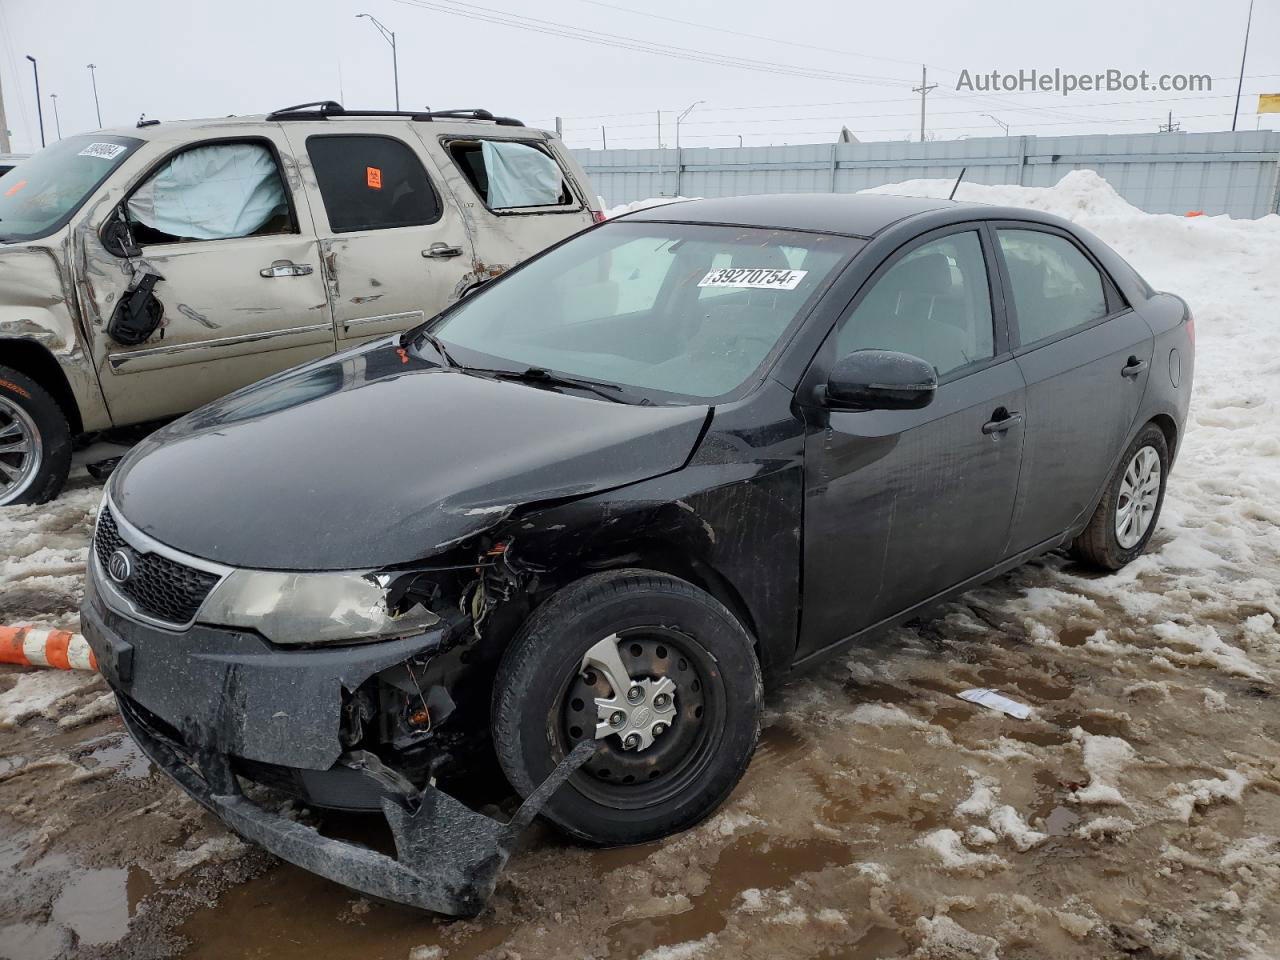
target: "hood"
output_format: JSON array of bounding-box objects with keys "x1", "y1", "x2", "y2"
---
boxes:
[{"x1": 112, "y1": 341, "x2": 710, "y2": 570}]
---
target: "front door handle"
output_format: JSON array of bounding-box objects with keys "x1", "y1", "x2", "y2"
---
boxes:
[
  {"x1": 982, "y1": 409, "x2": 1024, "y2": 435},
  {"x1": 423, "y1": 242, "x2": 464, "y2": 259},
  {"x1": 1121, "y1": 356, "x2": 1149, "y2": 379},
  {"x1": 260, "y1": 260, "x2": 313, "y2": 278}
]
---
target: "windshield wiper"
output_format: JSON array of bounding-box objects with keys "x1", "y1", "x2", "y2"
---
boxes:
[
  {"x1": 415, "y1": 331, "x2": 458, "y2": 369},
  {"x1": 464, "y1": 366, "x2": 634, "y2": 404}
]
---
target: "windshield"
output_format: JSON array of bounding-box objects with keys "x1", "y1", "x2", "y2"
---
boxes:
[
  {"x1": 0, "y1": 134, "x2": 142, "y2": 243},
  {"x1": 429, "y1": 220, "x2": 858, "y2": 402}
]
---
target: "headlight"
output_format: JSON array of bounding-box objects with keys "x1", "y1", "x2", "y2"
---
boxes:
[{"x1": 198, "y1": 569, "x2": 440, "y2": 646}]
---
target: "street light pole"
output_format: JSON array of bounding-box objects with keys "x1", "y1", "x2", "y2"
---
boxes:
[
  {"x1": 356, "y1": 14, "x2": 400, "y2": 110},
  {"x1": 983, "y1": 113, "x2": 1010, "y2": 137},
  {"x1": 675, "y1": 99, "x2": 703, "y2": 151},
  {"x1": 87, "y1": 64, "x2": 102, "y2": 127},
  {"x1": 49, "y1": 93, "x2": 61, "y2": 139},
  {"x1": 25, "y1": 55, "x2": 44, "y2": 148}
]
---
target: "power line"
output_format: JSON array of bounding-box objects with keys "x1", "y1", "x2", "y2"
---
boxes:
[{"x1": 391, "y1": 0, "x2": 919, "y2": 88}]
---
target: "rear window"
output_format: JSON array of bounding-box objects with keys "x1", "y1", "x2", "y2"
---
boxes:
[
  {"x1": 306, "y1": 135, "x2": 441, "y2": 232},
  {"x1": 448, "y1": 139, "x2": 576, "y2": 211}
]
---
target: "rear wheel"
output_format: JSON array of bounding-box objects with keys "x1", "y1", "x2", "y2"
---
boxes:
[
  {"x1": 0, "y1": 365, "x2": 72, "y2": 506},
  {"x1": 1070, "y1": 423, "x2": 1169, "y2": 571},
  {"x1": 491, "y1": 569, "x2": 762, "y2": 845}
]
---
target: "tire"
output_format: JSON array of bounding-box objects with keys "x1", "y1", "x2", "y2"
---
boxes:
[
  {"x1": 1070, "y1": 423, "x2": 1169, "y2": 571},
  {"x1": 492, "y1": 569, "x2": 762, "y2": 845},
  {"x1": 0, "y1": 365, "x2": 72, "y2": 506}
]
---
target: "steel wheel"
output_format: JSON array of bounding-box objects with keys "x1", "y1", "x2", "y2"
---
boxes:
[
  {"x1": 0, "y1": 394, "x2": 43, "y2": 506},
  {"x1": 559, "y1": 629, "x2": 715, "y2": 808},
  {"x1": 1115, "y1": 444, "x2": 1161, "y2": 549}
]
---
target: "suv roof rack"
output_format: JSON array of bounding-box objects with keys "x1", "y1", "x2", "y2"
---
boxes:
[{"x1": 265, "y1": 101, "x2": 525, "y2": 126}]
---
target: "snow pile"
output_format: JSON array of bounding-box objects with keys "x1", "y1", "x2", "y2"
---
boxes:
[{"x1": 0, "y1": 671, "x2": 100, "y2": 729}]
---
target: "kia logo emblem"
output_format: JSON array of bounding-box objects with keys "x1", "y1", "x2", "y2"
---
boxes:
[{"x1": 107, "y1": 549, "x2": 133, "y2": 584}]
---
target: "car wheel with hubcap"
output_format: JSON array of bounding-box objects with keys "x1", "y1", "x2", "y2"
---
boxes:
[
  {"x1": 0, "y1": 365, "x2": 72, "y2": 507},
  {"x1": 1070, "y1": 422, "x2": 1170, "y2": 571},
  {"x1": 492, "y1": 569, "x2": 762, "y2": 845}
]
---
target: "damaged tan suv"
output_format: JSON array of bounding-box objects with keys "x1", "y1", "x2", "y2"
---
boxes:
[{"x1": 0, "y1": 101, "x2": 602, "y2": 504}]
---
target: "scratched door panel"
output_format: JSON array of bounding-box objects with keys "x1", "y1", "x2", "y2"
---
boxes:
[
  {"x1": 797, "y1": 359, "x2": 1026, "y2": 660},
  {"x1": 282, "y1": 122, "x2": 477, "y2": 346}
]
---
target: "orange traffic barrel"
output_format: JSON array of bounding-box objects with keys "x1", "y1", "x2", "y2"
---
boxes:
[{"x1": 0, "y1": 625, "x2": 97, "y2": 671}]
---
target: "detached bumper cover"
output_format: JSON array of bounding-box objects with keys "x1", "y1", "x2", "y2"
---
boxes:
[
  {"x1": 119, "y1": 695, "x2": 594, "y2": 916},
  {"x1": 82, "y1": 574, "x2": 595, "y2": 916}
]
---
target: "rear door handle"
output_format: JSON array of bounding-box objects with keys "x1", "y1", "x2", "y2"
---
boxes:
[
  {"x1": 982, "y1": 410, "x2": 1024, "y2": 435},
  {"x1": 423, "y1": 243, "x2": 464, "y2": 260},
  {"x1": 1121, "y1": 356, "x2": 1148, "y2": 378},
  {"x1": 260, "y1": 260, "x2": 313, "y2": 278}
]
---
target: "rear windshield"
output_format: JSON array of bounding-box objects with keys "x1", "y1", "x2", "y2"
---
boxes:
[
  {"x1": 430, "y1": 220, "x2": 859, "y2": 403},
  {"x1": 0, "y1": 134, "x2": 141, "y2": 243}
]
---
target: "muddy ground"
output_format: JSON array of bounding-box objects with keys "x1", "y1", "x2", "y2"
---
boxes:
[{"x1": 1, "y1": 450, "x2": 1278, "y2": 960}]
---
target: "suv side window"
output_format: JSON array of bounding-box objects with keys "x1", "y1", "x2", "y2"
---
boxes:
[
  {"x1": 306, "y1": 135, "x2": 441, "y2": 232},
  {"x1": 997, "y1": 228, "x2": 1108, "y2": 345},
  {"x1": 127, "y1": 141, "x2": 292, "y2": 244},
  {"x1": 835, "y1": 230, "x2": 995, "y2": 378},
  {"x1": 448, "y1": 139, "x2": 575, "y2": 211}
]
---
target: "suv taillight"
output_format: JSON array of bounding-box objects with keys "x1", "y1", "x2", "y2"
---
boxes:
[{"x1": 592, "y1": 210, "x2": 607, "y2": 223}]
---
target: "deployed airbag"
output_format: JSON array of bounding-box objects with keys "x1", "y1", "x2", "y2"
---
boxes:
[
  {"x1": 127, "y1": 143, "x2": 286, "y2": 240},
  {"x1": 481, "y1": 140, "x2": 562, "y2": 208}
]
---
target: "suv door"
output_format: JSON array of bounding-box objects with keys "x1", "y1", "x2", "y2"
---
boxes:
[
  {"x1": 88, "y1": 134, "x2": 335, "y2": 425},
  {"x1": 423, "y1": 133, "x2": 595, "y2": 286},
  {"x1": 285, "y1": 126, "x2": 476, "y2": 345},
  {"x1": 992, "y1": 224, "x2": 1154, "y2": 554},
  {"x1": 796, "y1": 225, "x2": 1026, "y2": 661}
]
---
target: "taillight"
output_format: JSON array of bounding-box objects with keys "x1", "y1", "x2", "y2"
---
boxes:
[
  {"x1": 1186, "y1": 314, "x2": 1195, "y2": 348},
  {"x1": 592, "y1": 210, "x2": 607, "y2": 223}
]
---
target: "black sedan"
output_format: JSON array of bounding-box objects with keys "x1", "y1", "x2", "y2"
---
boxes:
[{"x1": 81, "y1": 192, "x2": 1193, "y2": 914}]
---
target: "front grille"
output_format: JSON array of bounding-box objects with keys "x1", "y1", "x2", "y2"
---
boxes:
[{"x1": 94, "y1": 508, "x2": 220, "y2": 625}]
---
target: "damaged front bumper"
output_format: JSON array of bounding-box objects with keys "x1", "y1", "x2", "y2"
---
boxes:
[{"x1": 80, "y1": 575, "x2": 592, "y2": 916}]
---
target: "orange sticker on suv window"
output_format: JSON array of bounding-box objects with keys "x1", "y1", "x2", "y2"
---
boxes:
[
  {"x1": 366, "y1": 166, "x2": 382, "y2": 189},
  {"x1": 4, "y1": 179, "x2": 27, "y2": 196}
]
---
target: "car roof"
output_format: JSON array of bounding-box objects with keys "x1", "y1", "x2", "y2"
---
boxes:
[
  {"x1": 619, "y1": 192, "x2": 986, "y2": 239},
  {"x1": 86, "y1": 113, "x2": 555, "y2": 145}
]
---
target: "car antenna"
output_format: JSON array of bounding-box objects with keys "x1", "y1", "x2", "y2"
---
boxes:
[{"x1": 948, "y1": 166, "x2": 967, "y2": 201}]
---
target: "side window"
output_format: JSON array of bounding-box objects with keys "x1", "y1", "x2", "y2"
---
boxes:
[
  {"x1": 448, "y1": 139, "x2": 574, "y2": 210},
  {"x1": 127, "y1": 142, "x2": 292, "y2": 244},
  {"x1": 835, "y1": 231, "x2": 995, "y2": 378},
  {"x1": 306, "y1": 135, "x2": 441, "y2": 232},
  {"x1": 997, "y1": 229, "x2": 1108, "y2": 345}
]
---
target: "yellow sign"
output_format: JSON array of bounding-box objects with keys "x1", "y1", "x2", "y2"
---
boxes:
[{"x1": 1259, "y1": 94, "x2": 1280, "y2": 114}]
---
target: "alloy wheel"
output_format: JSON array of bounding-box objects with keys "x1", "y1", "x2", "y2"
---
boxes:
[
  {"x1": 0, "y1": 395, "x2": 42, "y2": 506},
  {"x1": 1115, "y1": 444, "x2": 1161, "y2": 549}
]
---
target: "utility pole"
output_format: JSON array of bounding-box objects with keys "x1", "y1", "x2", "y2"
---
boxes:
[
  {"x1": 1231, "y1": 0, "x2": 1254, "y2": 131},
  {"x1": 554, "y1": 116, "x2": 562, "y2": 138},
  {"x1": 912, "y1": 65, "x2": 936, "y2": 143},
  {"x1": 356, "y1": 13, "x2": 399, "y2": 110},
  {"x1": 0, "y1": 64, "x2": 11, "y2": 153},
  {"x1": 656, "y1": 109, "x2": 661, "y2": 149},
  {"x1": 1159, "y1": 110, "x2": 1181, "y2": 133},
  {"x1": 26, "y1": 55, "x2": 44, "y2": 148},
  {"x1": 87, "y1": 64, "x2": 101, "y2": 127},
  {"x1": 49, "y1": 93, "x2": 61, "y2": 139},
  {"x1": 601, "y1": 126, "x2": 607, "y2": 149}
]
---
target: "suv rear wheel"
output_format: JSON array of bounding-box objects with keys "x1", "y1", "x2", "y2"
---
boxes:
[
  {"x1": 492, "y1": 569, "x2": 762, "y2": 845},
  {"x1": 0, "y1": 365, "x2": 72, "y2": 506}
]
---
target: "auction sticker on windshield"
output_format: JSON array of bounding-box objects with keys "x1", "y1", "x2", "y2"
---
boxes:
[
  {"x1": 698, "y1": 267, "x2": 807, "y2": 290},
  {"x1": 78, "y1": 142, "x2": 128, "y2": 161}
]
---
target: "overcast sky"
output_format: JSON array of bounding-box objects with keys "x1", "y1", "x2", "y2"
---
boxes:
[{"x1": 1, "y1": 0, "x2": 1277, "y2": 154}]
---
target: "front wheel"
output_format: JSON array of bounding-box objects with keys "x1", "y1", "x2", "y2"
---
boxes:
[
  {"x1": 0, "y1": 365, "x2": 72, "y2": 506},
  {"x1": 1070, "y1": 423, "x2": 1169, "y2": 571},
  {"x1": 491, "y1": 569, "x2": 762, "y2": 845}
]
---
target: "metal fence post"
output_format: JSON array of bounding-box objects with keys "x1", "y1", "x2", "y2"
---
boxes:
[
  {"x1": 676, "y1": 148, "x2": 683, "y2": 197},
  {"x1": 829, "y1": 143, "x2": 838, "y2": 192}
]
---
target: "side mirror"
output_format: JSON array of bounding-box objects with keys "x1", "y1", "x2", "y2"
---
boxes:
[
  {"x1": 824, "y1": 349, "x2": 937, "y2": 411},
  {"x1": 101, "y1": 206, "x2": 140, "y2": 258}
]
